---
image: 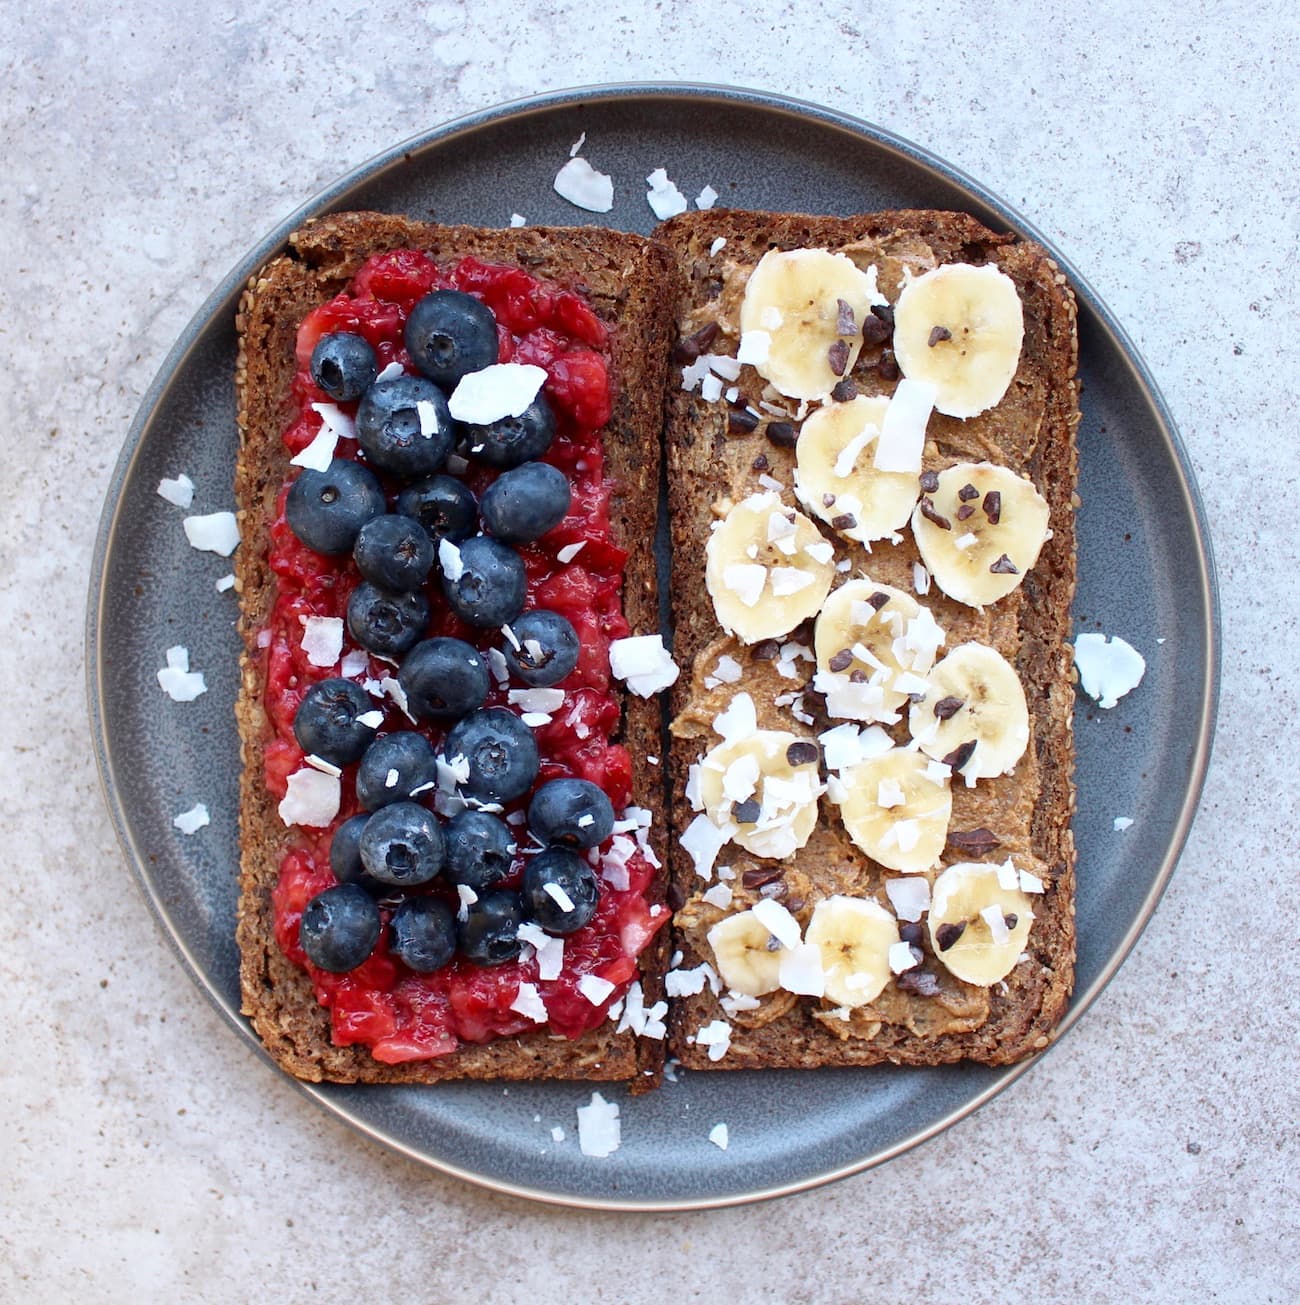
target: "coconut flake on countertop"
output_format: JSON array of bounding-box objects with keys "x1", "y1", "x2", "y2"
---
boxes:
[
  {"x1": 608, "y1": 634, "x2": 679, "y2": 696},
  {"x1": 182, "y1": 511, "x2": 240, "y2": 556},
  {"x1": 156, "y1": 473, "x2": 194, "y2": 508},
  {"x1": 645, "y1": 167, "x2": 688, "y2": 219},
  {"x1": 448, "y1": 363, "x2": 547, "y2": 425},
  {"x1": 1074, "y1": 632, "x2": 1147, "y2": 708},
  {"x1": 554, "y1": 156, "x2": 614, "y2": 213},
  {"x1": 277, "y1": 768, "x2": 340, "y2": 828},
  {"x1": 576, "y1": 1091, "x2": 621, "y2": 1157},
  {"x1": 172, "y1": 803, "x2": 209, "y2": 835},
  {"x1": 299, "y1": 615, "x2": 344, "y2": 668},
  {"x1": 157, "y1": 645, "x2": 207, "y2": 702}
]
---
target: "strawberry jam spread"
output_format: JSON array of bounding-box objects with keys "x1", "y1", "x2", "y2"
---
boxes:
[{"x1": 261, "y1": 249, "x2": 665, "y2": 1064}]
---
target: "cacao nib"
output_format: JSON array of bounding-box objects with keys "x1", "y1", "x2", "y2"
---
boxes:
[
  {"x1": 742, "y1": 864, "x2": 785, "y2": 890},
  {"x1": 831, "y1": 512, "x2": 857, "y2": 531},
  {"x1": 672, "y1": 320, "x2": 719, "y2": 363},
  {"x1": 751, "y1": 452, "x2": 770, "y2": 472},
  {"x1": 897, "y1": 969, "x2": 941, "y2": 997},
  {"x1": 829, "y1": 649, "x2": 854, "y2": 672},
  {"x1": 989, "y1": 553, "x2": 1020, "y2": 575},
  {"x1": 867, "y1": 590, "x2": 891, "y2": 610},
  {"x1": 728, "y1": 405, "x2": 760, "y2": 435},
  {"x1": 933, "y1": 695, "x2": 965, "y2": 720},
  {"x1": 935, "y1": 921, "x2": 966, "y2": 951},
  {"x1": 751, "y1": 639, "x2": 781, "y2": 661},
  {"x1": 928, "y1": 325, "x2": 953, "y2": 347},
  {"x1": 861, "y1": 312, "x2": 890, "y2": 346},
  {"x1": 942, "y1": 739, "x2": 978, "y2": 772},
  {"x1": 983, "y1": 489, "x2": 1002, "y2": 524},
  {"x1": 919, "y1": 496, "x2": 952, "y2": 530},
  {"x1": 836, "y1": 298, "x2": 856, "y2": 335},
  {"x1": 919, "y1": 470, "x2": 939, "y2": 494},
  {"x1": 827, "y1": 338, "x2": 850, "y2": 377},
  {"x1": 877, "y1": 349, "x2": 900, "y2": 381},
  {"x1": 958, "y1": 483, "x2": 979, "y2": 502},
  {"x1": 765, "y1": 420, "x2": 798, "y2": 448},
  {"x1": 831, "y1": 378, "x2": 858, "y2": 401},
  {"x1": 731, "y1": 799, "x2": 761, "y2": 824},
  {"x1": 870, "y1": 302, "x2": 894, "y2": 327},
  {"x1": 946, "y1": 827, "x2": 1002, "y2": 855},
  {"x1": 785, "y1": 740, "x2": 820, "y2": 767}
]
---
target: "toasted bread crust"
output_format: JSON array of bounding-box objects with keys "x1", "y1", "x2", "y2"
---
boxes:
[
  {"x1": 234, "y1": 213, "x2": 680, "y2": 1085},
  {"x1": 658, "y1": 209, "x2": 1079, "y2": 1069}
]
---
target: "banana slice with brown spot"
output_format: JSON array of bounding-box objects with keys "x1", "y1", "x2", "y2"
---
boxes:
[
  {"x1": 928, "y1": 862, "x2": 1033, "y2": 986},
  {"x1": 909, "y1": 642, "x2": 1030, "y2": 783},
  {"x1": 697, "y1": 728, "x2": 824, "y2": 861},
  {"x1": 705, "y1": 491, "x2": 837, "y2": 643},
  {"x1": 793, "y1": 396, "x2": 921, "y2": 545},
  {"x1": 812, "y1": 578, "x2": 946, "y2": 723},
  {"x1": 738, "y1": 248, "x2": 887, "y2": 400},
  {"x1": 892, "y1": 262, "x2": 1024, "y2": 418},
  {"x1": 706, "y1": 908, "x2": 785, "y2": 997},
  {"x1": 804, "y1": 895, "x2": 898, "y2": 1006},
  {"x1": 911, "y1": 461, "x2": 1050, "y2": 607},
  {"x1": 828, "y1": 747, "x2": 953, "y2": 873}
]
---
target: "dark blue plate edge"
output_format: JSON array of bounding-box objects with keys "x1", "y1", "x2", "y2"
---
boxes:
[{"x1": 85, "y1": 81, "x2": 1220, "y2": 1211}]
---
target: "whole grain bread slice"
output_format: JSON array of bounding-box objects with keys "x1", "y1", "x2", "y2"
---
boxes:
[
  {"x1": 234, "y1": 212, "x2": 680, "y2": 1086},
  {"x1": 657, "y1": 209, "x2": 1079, "y2": 1069}
]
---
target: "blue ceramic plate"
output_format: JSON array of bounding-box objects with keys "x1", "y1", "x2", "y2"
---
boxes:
[{"x1": 87, "y1": 85, "x2": 1218, "y2": 1210}]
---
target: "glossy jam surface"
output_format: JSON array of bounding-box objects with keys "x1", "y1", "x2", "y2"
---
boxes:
[{"x1": 262, "y1": 250, "x2": 663, "y2": 1063}]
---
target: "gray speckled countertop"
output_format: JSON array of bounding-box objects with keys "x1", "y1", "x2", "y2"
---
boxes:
[{"x1": 3, "y1": 4, "x2": 1297, "y2": 1301}]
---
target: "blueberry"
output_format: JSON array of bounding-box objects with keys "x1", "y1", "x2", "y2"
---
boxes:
[
  {"x1": 479, "y1": 462, "x2": 572, "y2": 544},
  {"x1": 462, "y1": 394, "x2": 556, "y2": 469},
  {"x1": 527, "y1": 778, "x2": 615, "y2": 851},
  {"x1": 355, "y1": 730, "x2": 439, "y2": 811},
  {"x1": 329, "y1": 813, "x2": 377, "y2": 885},
  {"x1": 395, "y1": 474, "x2": 478, "y2": 544},
  {"x1": 404, "y1": 290, "x2": 498, "y2": 389},
  {"x1": 358, "y1": 801, "x2": 445, "y2": 887},
  {"x1": 292, "y1": 678, "x2": 379, "y2": 766},
  {"x1": 353, "y1": 513, "x2": 434, "y2": 592},
  {"x1": 443, "y1": 810, "x2": 516, "y2": 892},
  {"x1": 397, "y1": 637, "x2": 489, "y2": 722},
  {"x1": 346, "y1": 582, "x2": 429, "y2": 659},
  {"x1": 356, "y1": 376, "x2": 454, "y2": 478},
  {"x1": 285, "y1": 458, "x2": 385, "y2": 555},
  {"x1": 443, "y1": 708, "x2": 539, "y2": 805},
  {"x1": 457, "y1": 890, "x2": 526, "y2": 966},
  {"x1": 388, "y1": 896, "x2": 457, "y2": 972},
  {"x1": 310, "y1": 332, "x2": 377, "y2": 401},
  {"x1": 299, "y1": 884, "x2": 381, "y2": 973},
  {"x1": 522, "y1": 848, "x2": 600, "y2": 936},
  {"x1": 503, "y1": 609, "x2": 580, "y2": 687},
  {"x1": 440, "y1": 535, "x2": 527, "y2": 628}
]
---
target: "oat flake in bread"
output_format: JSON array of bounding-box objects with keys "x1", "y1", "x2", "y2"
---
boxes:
[
  {"x1": 660, "y1": 209, "x2": 1079, "y2": 1069},
  {"x1": 234, "y1": 213, "x2": 681, "y2": 1087}
]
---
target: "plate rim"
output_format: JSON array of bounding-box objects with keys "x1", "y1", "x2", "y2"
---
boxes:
[{"x1": 86, "y1": 81, "x2": 1220, "y2": 1211}]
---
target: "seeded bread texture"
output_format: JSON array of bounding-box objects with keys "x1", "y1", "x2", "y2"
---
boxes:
[
  {"x1": 234, "y1": 212, "x2": 680, "y2": 1086},
  {"x1": 658, "y1": 209, "x2": 1079, "y2": 1069}
]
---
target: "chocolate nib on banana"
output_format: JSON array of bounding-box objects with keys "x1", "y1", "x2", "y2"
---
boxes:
[{"x1": 661, "y1": 210, "x2": 1080, "y2": 1070}]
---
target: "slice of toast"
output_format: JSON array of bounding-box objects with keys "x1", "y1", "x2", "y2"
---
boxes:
[
  {"x1": 658, "y1": 210, "x2": 1079, "y2": 1068},
  {"x1": 234, "y1": 212, "x2": 680, "y2": 1085}
]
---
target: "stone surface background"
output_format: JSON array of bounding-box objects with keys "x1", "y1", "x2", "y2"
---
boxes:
[{"x1": 3, "y1": 3, "x2": 1296, "y2": 1301}]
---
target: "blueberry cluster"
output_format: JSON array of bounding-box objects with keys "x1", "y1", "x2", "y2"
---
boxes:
[{"x1": 286, "y1": 292, "x2": 614, "y2": 981}]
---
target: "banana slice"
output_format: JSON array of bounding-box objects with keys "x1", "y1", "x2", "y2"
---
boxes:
[
  {"x1": 705, "y1": 492, "x2": 837, "y2": 643},
  {"x1": 707, "y1": 909, "x2": 785, "y2": 997},
  {"x1": 928, "y1": 862, "x2": 1033, "y2": 986},
  {"x1": 829, "y1": 747, "x2": 952, "y2": 873},
  {"x1": 697, "y1": 729, "x2": 823, "y2": 861},
  {"x1": 738, "y1": 248, "x2": 886, "y2": 400},
  {"x1": 911, "y1": 461, "x2": 1050, "y2": 607},
  {"x1": 892, "y1": 263, "x2": 1024, "y2": 418},
  {"x1": 812, "y1": 579, "x2": 946, "y2": 723},
  {"x1": 804, "y1": 895, "x2": 898, "y2": 1006},
  {"x1": 793, "y1": 396, "x2": 920, "y2": 545},
  {"x1": 909, "y1": 642, "x2": 1030, "y2": 782}
]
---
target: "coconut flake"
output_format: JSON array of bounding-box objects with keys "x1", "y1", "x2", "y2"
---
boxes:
[
  {"x1": 182, "y1": 511, "x2": 240, "y2": 556},
  {"x1": 751, "y1": 898, "x2": 802, "y2": 950},
  {"x1": 769, "y1": 567, "x2": 815, "y2": 597},
  {"x1": 693, "y1": 1019, "x2": 733, "y2": 1062},
  {"x1": 680, "y1": 813, "x2": 733, "y2": 881},
  {"x1": 278, "y1": 768, "x2": 341, "y2": 827},
  {"x1": 172, "y1": 803, "x2": 209, "y2": 835},
  {"x1": 1114, "y1": 815, "x2": 1134, "y2": 831},
  {"x1": 554, "y1": 157, "x2": 614, "y2": 213},
  {"x1": 305, "y1": 754, "x2": 342, "y2": 778},
  {"x1": 456, "y1": 884, "x2": 478, "y2": 923},
  {"x1": 696, "y1": 185, "x2": 719, "y2": 211},
  {"x1": 885, "y1": 875, "x2": 931, "y2": 922},
  {"x1": 215, "y1": 574, "x2": 236, "y2": 593},
  {"x1": 954, "y1": 531, "x2": 979, "y2": 551},
  {"x1": 157, "y1": 645, "x2": 206, "y2": 702},
  {"x1": 913, "y1": 561, "x2": 931, "y2": 595},
  {"x1": 981, "y1": 904, "x2": 1011, "y2": 945},
  {"x1": 889, "y1": 940, "x2": 921, "y2": 974},
  {"x1": 437, "y1": 537, "x2": 464, "y2": 583},
  {"x1": 709, "y1": 236, "x2": 727, "y2": 255},
  {"x1": 608, "y1": 634, "x2": 679, "y2": 696},
  {"x1": 375, "y1": 361, "x2": 406, "y2": 383},
  {"x1": 645, "y1": 167, "x2": 688, "y2": 219},
  {"x1": 708, "y1": 1122, "x2": 729, "y2": 1149},
  {"x1": 722, "y1": 562, "x2": 767, "y2": 608},
  {"x1": 1019, "y1": 869, "x2": 1045, "y2": 894},
  {"x1": 510, "y1": 981, "x2": 548, "y2": 1024},
  {"x1": 818, "y1": 722, "x2": 893, "y2": 770},
  {"x1": 700, "y1": 373, "x2": 724, "y2": 403},
  {"x1": 509, "y1": 213, "x2": 526, "y2": 228},
  {"x1": 665, "y1": 963, "x2": 720, "y2": 997},
  {"x1": 779, "y1": 942, "x2": 825, "y2": 996},
  {"x1": 556, "y1": 540, "x2": 587, "y2": 564},
  {"x1": 448, "y1": 363, "x2": 547, "y2": 425},
  {"x1": 1074, "y1": 632, "x2": 1147, "y2": 708},
  {"x1": 299, "y1": 615, "x2": 344, "y2": 668},
  {"x1": 578, "y1": 974, "x2": 616, "y2": 1006},
  {"x1": 874, "y1": 378, "x2": 935, "y2": 473},
  {"x1": 736, "y1": 330, "x2": 771, "y2": 365},
  {"x1": 508, "y1": 687, "x2": 565, "y2": 714},
  {"x1": 576, "y1": 1091, "x2": 621, "y2": 1157},
  {"x1": 157, "y1": 473, "x2": 194, "y2": 508},
  {"x1": 713, "y1": 692, "x2": 758, "y2": 741}
]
